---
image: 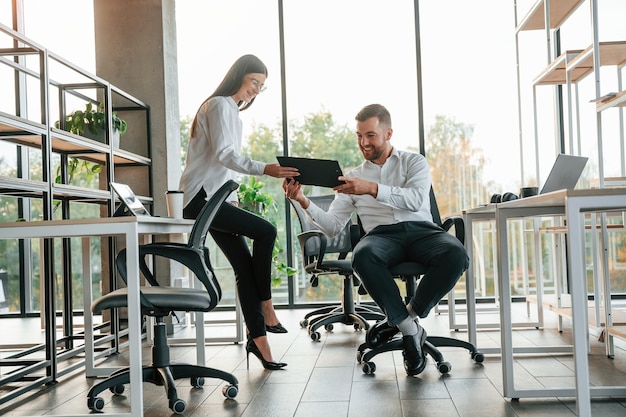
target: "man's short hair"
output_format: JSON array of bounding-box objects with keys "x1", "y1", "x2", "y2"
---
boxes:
[{"x1": 355, "y1": 104, "x2": 392, "y2": 128}]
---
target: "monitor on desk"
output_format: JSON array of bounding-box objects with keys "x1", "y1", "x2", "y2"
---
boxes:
[
  {"x1": 540, "y1": 154, "x2": 588, "y2": 194},
  {"x1": 110, "y1": 182, "x2": 151, "y2": 217}
]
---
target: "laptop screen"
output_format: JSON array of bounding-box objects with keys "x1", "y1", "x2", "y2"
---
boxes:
[
  {"x1": 540, "y1": 154, "x2": 588, "y2": 194},
  {"x1": 110, "y1": 182, "x2": 151, "y2": 216}
]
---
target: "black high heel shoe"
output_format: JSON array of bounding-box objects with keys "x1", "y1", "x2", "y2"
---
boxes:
[
  {"x1": 246, "y1": 339, "x2": 287, "y2": 370},
  {"x1": 265, "y1": 323, "x2": 288, "y2": 333}
]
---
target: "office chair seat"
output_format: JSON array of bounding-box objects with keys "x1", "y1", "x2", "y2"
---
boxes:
[
  {"x1": 87, "y1": 180, "x2": 240, "y2": 415},
  {"x1": 92, "y1": 287, "x2": 214, "y2": 315}
]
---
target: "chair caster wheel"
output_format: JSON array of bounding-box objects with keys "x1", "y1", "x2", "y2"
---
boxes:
[
  {"x1": 472, "y1": 351, "x2": 484, "y2": 363},
  {"x1": 362, "y1": 361, "x2": 376, "y2": 375},
  {"x1": 191, "y1": 377, "x2": 205, "y2": 388},
  {"x1": 222, "y1": 384, "x2": 238, "y2": 399},
  {"x1": 300, "y1": 319, "x2": 308, "y2": 328},
  {"x1": 109, "y1": 384, "x2": 125, "y2": 395},
  {"x1": 170, "y1": 398, "x2": 186, "y2": 414},
  {"x1": 88, "y1": 396, "x2": 105, "y2": 412},
  {"x1": 437, "y1": 361, "x2": 452, "y2": 374},
  {"x1": 310, "y1": 331, "x2": 321, "y2": 341},
  {"x1": 354, "y1": 323, "x2": 364, "y2": 331},
  {"x1": 324, "y1": 323, "x2": 334, "y2": 332}
]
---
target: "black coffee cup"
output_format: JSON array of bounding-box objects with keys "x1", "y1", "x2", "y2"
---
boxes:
[{"x1": 519, "y1": 186, "x2": 538, "y2": 198}]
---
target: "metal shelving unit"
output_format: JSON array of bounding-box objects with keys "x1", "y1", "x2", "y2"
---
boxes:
[{"x1": 0, "y1": 21, "x2": 153, "y2": 405}]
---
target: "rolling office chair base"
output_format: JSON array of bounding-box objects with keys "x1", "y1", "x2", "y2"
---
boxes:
[
  {"x1": 87, "y1": 363, "x2": 239, "y2": 414},
  {"x1": 301, "y1": 307, "x2": 384, "y2": 342},
  {"x1": 356, "y1": 326, "x2": 484, "y2": 376},
  {"x1": 87, "y1": 317, "x2": 239, "y2": 414},
  {"x1": 299, "y1": 275, "x2": 385, "y2": 342}
]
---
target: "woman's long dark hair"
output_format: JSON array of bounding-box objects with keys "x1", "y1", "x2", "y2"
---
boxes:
[{"x1": 190, "y1": 54, "x2": 267, "y2": 137}]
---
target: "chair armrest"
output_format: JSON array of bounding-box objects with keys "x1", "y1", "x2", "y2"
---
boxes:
[
  {"x1": 116, "y1": 243, "x2": 221, "y2": 310},
  {"x1": 441, "y1": 216, "x2": 465, "y2": 244},
  {"x1": 297, "y1": 230, "x2": 329, "y2": 271},
  {"x1": 350, "y1": 223, "x2": 362, "y2": 248}
]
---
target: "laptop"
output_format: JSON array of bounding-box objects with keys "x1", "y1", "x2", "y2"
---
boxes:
[
  {"x1": 540, "y1": 154, "x2": 588, "y2": 194},
  {"x1": 277, "y1": 156, "x2": 345, "y2": 188},
  {"x1": 110, "y1": 182, "x2": 151, "y2": 216}
]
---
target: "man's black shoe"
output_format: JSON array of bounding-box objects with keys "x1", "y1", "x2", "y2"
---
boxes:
[
  {"x1": 366, "y1": 319, "x2": 399, "y2": 348},
  {"x1": 402, "y1": 322, "x2": 427, "y2": 376}
]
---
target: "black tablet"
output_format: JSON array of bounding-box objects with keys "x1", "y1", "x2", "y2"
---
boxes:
[{"x1": 277, "y1": 156, "x2": 345, "y2": 188}]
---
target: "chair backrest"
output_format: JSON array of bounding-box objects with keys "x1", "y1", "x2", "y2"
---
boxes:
[
  {"x1": 356, "y1": 186, "x2": 450, "y2": 237},
  {"x1": 188, "y1": 179, "x2": 239, "y2": 249},
  {"x1": 429, "y1": 186, "x2": 443, "y2": 227},
  {"x1": 290, "y1": 195, "x2": 353, "y2": 259}
]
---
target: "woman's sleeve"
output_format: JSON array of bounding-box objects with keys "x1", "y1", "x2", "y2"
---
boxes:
[{"x1": 207, "y1": 99, "x2": 265, "y2": 176}]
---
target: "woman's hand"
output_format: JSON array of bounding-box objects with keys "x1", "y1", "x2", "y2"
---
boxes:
[{"x1": 264, "y1": 163, "x2": 300, "y2": 179}]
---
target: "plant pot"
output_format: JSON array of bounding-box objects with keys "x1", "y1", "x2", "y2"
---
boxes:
[
  {"x1": 241, "y1": 202, "x2": 264, "y2": 213},
  {"x1": 83, "y1": 127, "x2": 121, "y2": 148}
]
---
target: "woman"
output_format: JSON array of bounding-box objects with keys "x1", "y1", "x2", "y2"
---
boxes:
[{"x1": 180, "y1": 54, "x2": 298, "y2": 370}]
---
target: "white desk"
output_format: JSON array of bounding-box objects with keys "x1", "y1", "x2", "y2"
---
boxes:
[
  {"x1": 495, "y1": 189, "x2": 626, "y2": 416},
  {"x1": 461, "y1": 205, "x2": 553, "y2": 353},
  {"x1": 0, "y1": 216, "x2": 193, "y2": 417},
  {"x1": 461, "y1": 204, "x2": 496, "y2": 348}
]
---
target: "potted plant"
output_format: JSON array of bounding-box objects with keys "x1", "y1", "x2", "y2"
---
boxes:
[
  {"x1": 57, "y1": 101, "x2": 127, "y2": 147},
  {"x1": 238, "y1": 176, "x2": 297, "y2": 287}
]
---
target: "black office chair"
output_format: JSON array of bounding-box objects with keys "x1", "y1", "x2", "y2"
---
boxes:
[
  {"x1": 87, "y1": 180, "x2": 240, "y2": 414},
  {"x1": 290, "y1": 195, "x2": 384, "y2": 341},
  {"x1": 356, "y1": 187, "x2": 484, "y2": 375}
]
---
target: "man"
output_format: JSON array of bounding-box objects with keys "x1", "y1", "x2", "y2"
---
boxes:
[{"x1": 283, "y1": 103, "x2": 468, "y2": 376}]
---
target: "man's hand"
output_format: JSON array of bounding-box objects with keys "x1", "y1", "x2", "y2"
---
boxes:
[
  {"x1": 283, "y1": 179, "x2": 309, "y2": 208},
  {"x1": 333, "y1": 176, "x2": 378, "y2": 197},
  {"x1": 264, "y1": 163, "x2": 300, "y2": 179}
]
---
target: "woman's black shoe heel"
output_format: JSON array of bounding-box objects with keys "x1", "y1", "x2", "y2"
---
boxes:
[
  {"x1": 266, "y1": 323, "x2": 288, "y2": 333},
  {"x1": 246, "y1": 339, "x2": 287, "y2": 370}
]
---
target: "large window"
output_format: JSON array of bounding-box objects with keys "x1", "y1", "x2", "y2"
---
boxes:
[
  {"x1": 175, "y1": 1, "x2": 524, "y2": 307},
  {"x1": 4, "y1": 1, "x2": 626, "y2": 315}
]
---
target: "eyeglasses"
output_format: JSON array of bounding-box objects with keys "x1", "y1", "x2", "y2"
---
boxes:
[{"x1": 247, "y1": 76, "x2": 267, "y2": 93}]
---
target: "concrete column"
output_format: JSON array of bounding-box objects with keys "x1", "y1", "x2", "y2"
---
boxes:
[
  {"x1": 93, "y1": 0, "x2": 182, "y2": 210},
  {"x1": 93, "y1": 1, "x2": 184, "y2": 306}
]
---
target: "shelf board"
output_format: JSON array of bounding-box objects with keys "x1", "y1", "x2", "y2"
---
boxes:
[
  {"x1": 0, "y1": 175, "x2": 48, "y2": 197},
  {"x1": 112, "y1": 149, "x2": 151, "y2": 166},
  {"x1": 569, "y1": 41, "x2": 626, "y2": 75},
  {"x1": 589, "y1": 176, "x2": 626, "y2": 188},
  {"x1": 517, "y1": 0, "x2": 584, "y2": 32},
  {"x1": 533, "y1": 49, "x2": 584, "y2": 85},
  {"x1": 607, "y1": 325, "x2": 626, "y2": 340},
  {"x1": 52, "y1": 183, "x2": 111, "y2": 201},
  {"x1": 596, "y1": 90, "x2": 626, "y2": 112},
  {"x1": 0, "y1": 115, "x2": 150, "y2": 166},
  {"x1": 527, "y1": 294, "x2": 626, "y2": 328},
  {"x1": 534, "y1": 41, "x2": 626, "y2": 86},
  {"x1": 0, "y1": 111, "x2": 46, "y2": 137}
]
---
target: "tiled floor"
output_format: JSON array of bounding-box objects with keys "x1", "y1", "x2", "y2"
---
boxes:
[{"x1": 1, "y1": 303, "x2": 626, "y2": 417}]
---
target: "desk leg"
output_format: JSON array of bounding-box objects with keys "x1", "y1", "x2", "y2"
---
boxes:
[
  {"x1": 496, "y1": 210, "x2": 515, "y2": 397},
  {"x1": 465, "y1": 214, "x2": 478, "y2": 348},
  {"x1": 195, "y1": 311, "x2": 206, "y2": 365},
  {"x1": 83, "y1": 237, "x2": 96, "y2": 377},
  {"x1": 566, "y1": 200, "x2": 592, "y2": 417},
  {"x1": 125, "y1": 228, "x2": 144, "y2": 416}
]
